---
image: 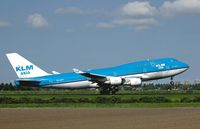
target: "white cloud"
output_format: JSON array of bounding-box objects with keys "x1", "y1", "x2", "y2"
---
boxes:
[
  {"x1": 121, "y1": 1, "x2": 157, "y2": 18},
  {"x1": 55, "y1": 1, "x2": 200, "y2": 30},
  {"x1": 0, "y1": 21, "x2": 11, "y2": 28},
  {"x1": 97, "y1": 1, "x2": 157, "y2": 30},
  {"x1": 161, "y1": 0, "x2": 200, "y2": 16},
  {"x1": 27, "y1": 13, "x2": 48, "y2": 28},
  {"x1": 113, "y1": 18, "x2": 157, "y2": 30}
]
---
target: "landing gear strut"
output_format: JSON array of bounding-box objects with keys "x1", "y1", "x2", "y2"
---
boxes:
[
  {"x1": 111, "y1": 86, "x2": 119, "y2": 95},
  {"x1": 100, "y1": 86, "x2": 110, "y2": 95},
  {"x1": 170, "y1": 77, "x2": 174, "y2": 85},
  {"x1": 99, "y1": 86, "x2": 119, "y2": 95}
]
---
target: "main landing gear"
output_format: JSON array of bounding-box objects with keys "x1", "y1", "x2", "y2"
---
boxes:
[
  {"x1": 170, "y1": 76, "x2": 174, "y2": 85},
  {"x1": 99, "y1": 85, "x2": 119, "y2": 95}
]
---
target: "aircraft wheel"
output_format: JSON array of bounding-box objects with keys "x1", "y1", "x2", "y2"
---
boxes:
[
  {"x1": 100, "y1": 86, "x2": 119, "y2": 95},
  {"x1": 170, "y1": 76, "x2": 175, "y2": 85},
  {"x1": 170, "y1": 81, "x2": 174, "y2": 85},
  {"x1": 100, "y1": 87, "x2": 110, "y2": 95},
  {"x1": 111, "y1": 90, "x2": 116, "y2": 95},
  {"x1": 111, "y1": 86, "x2": 118, "y2": 95}
]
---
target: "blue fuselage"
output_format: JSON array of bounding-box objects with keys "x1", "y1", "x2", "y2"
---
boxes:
[{"x1": 15, "y1": 58, "x2": 189, "y2": 88}]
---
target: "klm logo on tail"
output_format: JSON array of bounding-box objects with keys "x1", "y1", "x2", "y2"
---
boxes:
[{"x1": 16, "y1": 65, "x2": 34, "y2": 75}]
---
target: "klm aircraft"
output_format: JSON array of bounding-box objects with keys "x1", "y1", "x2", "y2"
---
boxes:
[{"x1": 6, "y1": 53, "x2": 189, "y2": 94}]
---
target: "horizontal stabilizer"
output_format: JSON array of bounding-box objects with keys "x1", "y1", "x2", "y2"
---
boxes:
[
  {"x1": 52, "y1": 71, "x2": 60, "y2": 74},
  {"x1": 16, "y1": 80, "x2": 41, "y2": 87}
]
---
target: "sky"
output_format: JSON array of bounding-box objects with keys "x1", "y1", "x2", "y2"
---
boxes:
[{"x1": 0, "y1": 0, "x2": 200, "y2": 83}]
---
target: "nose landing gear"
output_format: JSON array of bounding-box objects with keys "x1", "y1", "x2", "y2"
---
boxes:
[{"x1": 170, "y1": 76, "x2": 174, "y2": 85}]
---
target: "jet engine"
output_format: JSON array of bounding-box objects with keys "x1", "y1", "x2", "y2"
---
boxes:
[
  {"x1": 105, "y1": 77, "x2": 122, "y2": 85},
  {"x1": 123, "y1": 78, "x2": 142, "y2": 87}
]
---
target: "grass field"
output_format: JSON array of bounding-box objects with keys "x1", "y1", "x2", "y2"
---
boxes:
[{"x1": 1, "y1": 90, "x2": 200, "y2": 108}]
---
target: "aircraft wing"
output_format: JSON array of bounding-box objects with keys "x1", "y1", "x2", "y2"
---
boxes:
[{"x1": 73, "y1": 68, "x2": 107, "y2": 82}]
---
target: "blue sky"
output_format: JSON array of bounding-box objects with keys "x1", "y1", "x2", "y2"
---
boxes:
[{"x1": 0, "y1": 0, "x2": 200, "y2": 83}]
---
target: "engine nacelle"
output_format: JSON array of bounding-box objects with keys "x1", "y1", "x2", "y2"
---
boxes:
[
  {"x1": 123, "y1": 78, "x2": 142, "y2": 87},
  {"x1": 105, "y1": 77, "x2": 122, "y2": 85}
]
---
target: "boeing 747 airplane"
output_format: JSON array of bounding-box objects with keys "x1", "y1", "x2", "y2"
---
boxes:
[{"x1": 6, "y1": 53, "x2": 189, "y2": 94}]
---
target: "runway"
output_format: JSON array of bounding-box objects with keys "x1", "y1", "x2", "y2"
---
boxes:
[{"x1": 1, "y1": 108, "x2": 200, "y2": 129}]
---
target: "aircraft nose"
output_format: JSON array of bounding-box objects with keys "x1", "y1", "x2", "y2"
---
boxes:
[{"x1": 182, "y1": 62, "x2": 189, "y2": 69}]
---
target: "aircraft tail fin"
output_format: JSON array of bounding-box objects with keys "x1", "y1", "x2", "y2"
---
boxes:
[{"x1": 6, "y1": 53, "x2": 50, "y2": 78}]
